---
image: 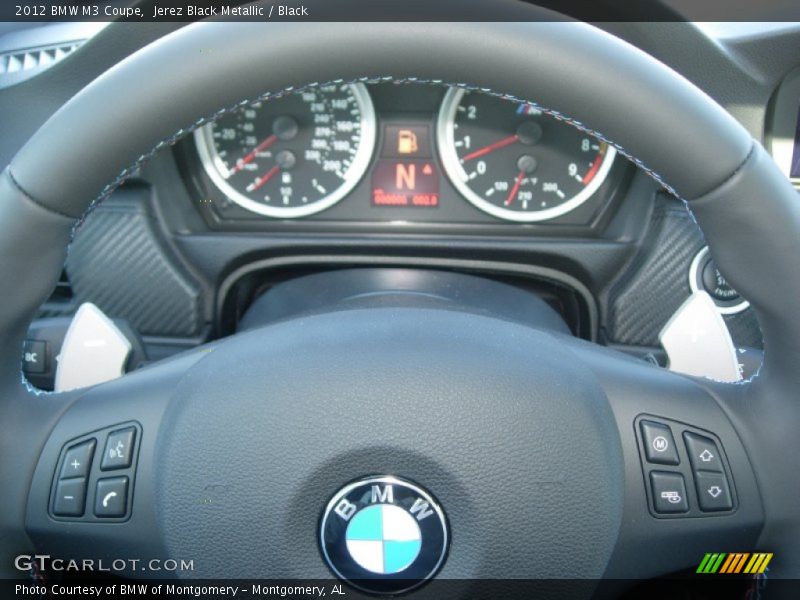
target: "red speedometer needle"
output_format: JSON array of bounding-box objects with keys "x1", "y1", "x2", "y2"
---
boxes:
[
  {"x1": 461, "y1": 134, "x2": 520, "y2": 162},
  {"x1": 505, "y1": 171, "x2": 526, "y2": 206},
  {"x1": 247, "y1": 165, "x2": 280, "y2": 192},
  {"x1": 229, "y1": 134, "x2": 278, "y2": 176}
]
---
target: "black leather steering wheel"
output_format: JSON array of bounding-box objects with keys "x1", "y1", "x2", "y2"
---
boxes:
[{"x1": 1, "y1": 14, "x2": 799, "y2": 593}]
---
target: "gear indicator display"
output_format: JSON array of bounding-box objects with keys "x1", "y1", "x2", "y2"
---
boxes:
[{"x1": 372, "y1": 159, "x2": 440, "y2": 208}]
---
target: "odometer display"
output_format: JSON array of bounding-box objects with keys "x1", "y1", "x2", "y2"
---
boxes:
[
  {"x1": 436, "y1": 88, "x2": 616, "y2": 222},
  {"x1": 195, "y1": 83, "x2": 376, "y2": 218}
]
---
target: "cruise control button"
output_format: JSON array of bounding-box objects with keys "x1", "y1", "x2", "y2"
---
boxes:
[
  {"x1": 684, "y1": 432, "x2": 723, "y2": 473},
  {"x1": 101, "y1": 427, "x2": 135, "y2": 470},
  {"x1": 94, "y1": 477, "x2": 128, "y2": 518},
  {"x1": 641, "y1": 420, "x2": 679, "y2": 465},
  {"x1": 695, "y1": 472, "x2": 733, "y2": 511},
  {"x1": 59, "y1": 439, "x2": 96, "y2": 479},
  {"x1": 53, "y1": 478, "x2": 87, "y2": 516},
  {"x1": 650, "y1": 471, "x2": 689, "y2": 514}
]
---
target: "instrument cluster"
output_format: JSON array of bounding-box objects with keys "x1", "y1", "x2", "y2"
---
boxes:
[{"x1": 187, "y1": 82, "x2": 628, "y2": 228}]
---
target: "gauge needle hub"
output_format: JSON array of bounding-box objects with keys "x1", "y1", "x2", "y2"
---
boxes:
[
  {"x1": 229, "y1": 134, "x2": 279, "y2": 176},
  {"x1": 461, "y1": 134, "x2": 520, "y2": 162}
]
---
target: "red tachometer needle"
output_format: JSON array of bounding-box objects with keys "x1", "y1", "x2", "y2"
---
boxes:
[
  {"x1": 581, "y1": 148, "x2": 605, "y2": 185},
  {"x1": 461, "y1": 134, "x2": 520, "y2": 162},
  {"x1": 248, "y1": 165, "x2": 280, "y2": 192},
  {"x1": 505, "y1": 171, "x2": 526, "y2": 206},
  {"x1": 229, "y1": 134, "x2": 278, "y2": 176}
]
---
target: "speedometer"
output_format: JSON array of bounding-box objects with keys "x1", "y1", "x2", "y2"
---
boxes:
[
  {"x1": 195, "y1": 83, "x2": 376, "y2": 218},
  {"x1": 436, "y1": 88, "x2": 616, "y2": 222}
]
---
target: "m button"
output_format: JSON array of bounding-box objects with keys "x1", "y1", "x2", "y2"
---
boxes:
[{"x1": 640, "y1": 420, "x2": 679, "y2": 465}]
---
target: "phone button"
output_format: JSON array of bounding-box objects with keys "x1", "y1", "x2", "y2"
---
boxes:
[{"x1": 94, "y1": 476, "x2": 128, "y2": 518}]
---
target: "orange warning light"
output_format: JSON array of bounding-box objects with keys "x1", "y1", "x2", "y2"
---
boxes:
[{"x1": 397, "y1": 130, "x2": 419, "y2": 154}]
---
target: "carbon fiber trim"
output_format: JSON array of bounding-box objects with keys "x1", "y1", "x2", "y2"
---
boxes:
[
  {"x1": 607, "y1": 196, "x2": 762, "y2": 349},
  {"x1": 64, "y1": 191, "x2": 205, "y2": 338},
  {"x1": 725, "y1": 310, "x2": 764, "y2": 349}
]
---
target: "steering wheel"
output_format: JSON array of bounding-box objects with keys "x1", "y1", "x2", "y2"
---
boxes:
[{"x1": 1, "y1": 13, "x2": 799, "y2": 594}]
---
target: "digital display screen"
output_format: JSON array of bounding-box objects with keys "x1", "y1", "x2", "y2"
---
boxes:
[
  {"x1": 790, "y1": 105, "x2": 800, "y2": 178},
  {"x1": 372, "y1": 160, "x2": 440, "y2": 207},
  {"x1": 371, "y1": 124, "x2": 440, "y2": 207}
]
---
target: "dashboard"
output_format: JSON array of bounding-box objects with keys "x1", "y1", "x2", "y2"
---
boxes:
[
  {"x1": 177, "y1": 82, "x2": 629, "y2": 232},
  {"x1": 0, "y1": 21, "x2": 782, "y2": 383}
]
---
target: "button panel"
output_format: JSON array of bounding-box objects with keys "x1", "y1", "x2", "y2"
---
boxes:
[
  {"x1": 49, "y1": 422, "x2": 140, "y2": 522},
  {"x1": 635, "y1": 415, "x2": 736, "y2": 518}
]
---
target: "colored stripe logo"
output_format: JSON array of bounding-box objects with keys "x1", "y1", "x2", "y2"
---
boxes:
[{"x1": 697, "y1": 552, "x2": 773, "y2": 574}]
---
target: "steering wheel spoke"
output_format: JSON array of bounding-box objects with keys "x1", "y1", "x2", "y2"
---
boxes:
[
  {"x1": 562, "y1": 340, "x2": 765, "y2": 580},
  {"x1": 23, "y1": 349, "x2": 208, "y2": 576}
]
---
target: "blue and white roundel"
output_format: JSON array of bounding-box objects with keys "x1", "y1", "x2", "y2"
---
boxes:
[
  {"x1": 345, "y1": 504, "x2": 422, "y2": 574},
  {"x1": 320, "y1": 476, "x2": 448, "y2": 594}
]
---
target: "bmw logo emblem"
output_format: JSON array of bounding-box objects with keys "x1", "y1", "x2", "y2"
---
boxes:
[{"x1": 319, "y1": 476, "x2": 449, "y2": 594}]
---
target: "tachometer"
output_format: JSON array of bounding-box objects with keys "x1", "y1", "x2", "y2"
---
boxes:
[
  {"x1": 436, "y1": 88, "x2": 616, "y2": 222},
  {"x1": 195, "y1": 83, "x2": 376, "y2": 218}
]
